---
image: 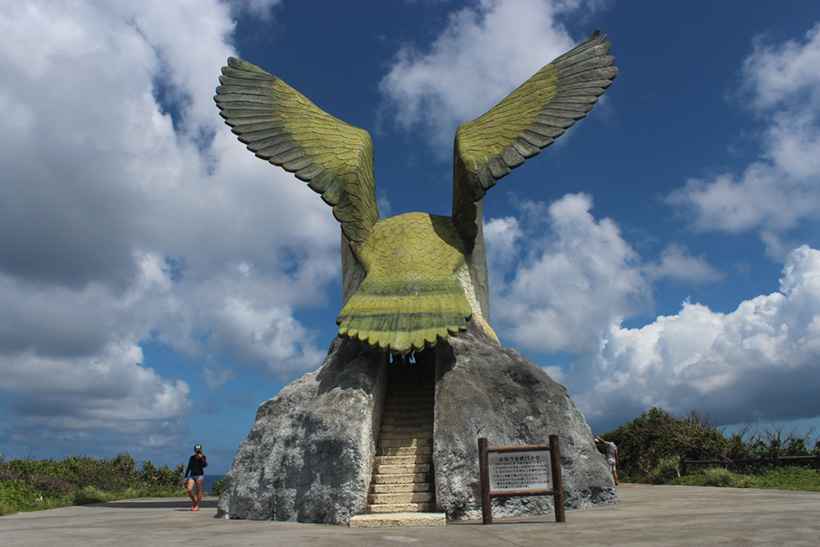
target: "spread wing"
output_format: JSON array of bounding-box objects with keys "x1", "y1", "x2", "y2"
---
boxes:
[
  {"x1": 452, "y1": 31, "x2": 617, "y2": 251},
  {"x1": 215, "y1": 57, "x2": 380, "y2": 245}
]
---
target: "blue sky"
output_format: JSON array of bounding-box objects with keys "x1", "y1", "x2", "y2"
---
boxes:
[{"x1": 2, "y1": 0, "x2": 820, "y2": 474}]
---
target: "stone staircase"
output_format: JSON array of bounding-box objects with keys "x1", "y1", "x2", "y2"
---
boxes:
[{"x1": 365, "y1": 366, "x2": 436, "y2": 514}]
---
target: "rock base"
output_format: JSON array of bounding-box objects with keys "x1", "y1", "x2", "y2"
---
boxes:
[
  {"x1": 433, "y1": 321, "x2": 617, "y2": 520},
  {"x1": 217, "y1": 320, "x2": 616, "y2": 524},
  {"x1": 215, "y1": 336, "x2": 387, "y2": 524}
]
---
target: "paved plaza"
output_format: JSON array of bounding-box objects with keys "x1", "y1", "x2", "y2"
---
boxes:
[{"x1": 1, "y1": 484, "x2": 818, "y2": 546}]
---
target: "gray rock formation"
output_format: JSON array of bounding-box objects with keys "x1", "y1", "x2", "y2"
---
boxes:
[
  {"x1": 217, "y1": 320, "x2": 616, "y2": 524},
  {"x1": 433, "y1": 321, "x2": 617, "y2": 520},
  {"x1": 216, "y1": 336, "x2": 387, "y2": 524}
]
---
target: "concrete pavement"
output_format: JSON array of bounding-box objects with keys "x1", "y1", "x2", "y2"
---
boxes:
[{"x1": 1, "y1": 484, "x2": 818, "y2": 546}]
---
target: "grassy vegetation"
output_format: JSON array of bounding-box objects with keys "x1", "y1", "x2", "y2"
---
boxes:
[
  {"x1": 601, "y1": 407, "x2": 820, "y2": 491},
  {"x1": 0, "y1": 454, "x2": 187, "y2": 516},
  {"x1": 661, "y1": 466, "x2": 820, "y2": 491}
]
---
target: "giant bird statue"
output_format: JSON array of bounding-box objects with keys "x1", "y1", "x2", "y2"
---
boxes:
[{"x1": 215, "y1": 31, "x2": 616, "y2": 355}]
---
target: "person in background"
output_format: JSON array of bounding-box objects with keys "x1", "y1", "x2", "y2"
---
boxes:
[
  {"x1": 183, "y1": 444, "x2": 208, "y2": 511},
  {"x1": 595, "y1": 436, "x2": 619, "y2": 485}
]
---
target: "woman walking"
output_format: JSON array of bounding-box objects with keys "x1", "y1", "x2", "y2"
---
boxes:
[{"x1": 183, "y1": 444, "x2": 208, "y2": 511}]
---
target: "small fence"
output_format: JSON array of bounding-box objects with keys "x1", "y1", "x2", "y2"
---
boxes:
[{"x1": 680, "y1": 454, "x2": 820, "y2": 476}]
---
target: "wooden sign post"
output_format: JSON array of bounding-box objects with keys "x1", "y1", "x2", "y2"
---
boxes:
[{"x1": 478, "y1": 434, "x2": 565, "y2": 524}]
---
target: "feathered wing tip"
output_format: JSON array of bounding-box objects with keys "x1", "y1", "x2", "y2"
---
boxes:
[
  {"x1": 336, "y1": 275, "x2": 472, "y2": 355},
  {"x1": 214, "y1": 57, "x2": 380, "y2": 246},
  {"x1": 452, "y1": 30, "x2": 618, "y2": 252}
]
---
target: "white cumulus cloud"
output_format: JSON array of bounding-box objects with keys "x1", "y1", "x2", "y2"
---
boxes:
[
  {"x1": 0, "y1": 0, "x2": 338, "y2": 457},
  {"x1": 379, "y1": 0, "x2": 604, "y2": 154},
  {"x1": 486, "y1": 192, "x2": 820, "y2": 433},
  {"x1": 644, "y1": 244, "x2": 725, "y2": 284},
  {"x1": 488, "y1": 193, "x2": 651, "y2": 354},
  {"x1": 667, "y1": 22, "x2": 820, "y2": 257},
  {"x1": 572, "y1": 245, "x2": 820, "y2": 432}
]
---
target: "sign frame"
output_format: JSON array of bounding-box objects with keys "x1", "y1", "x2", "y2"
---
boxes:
[{"x1": 478, "y1": 434, "x2": 565, "y2": 524}]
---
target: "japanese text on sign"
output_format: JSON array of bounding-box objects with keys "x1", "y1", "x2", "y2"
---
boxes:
[{"x1": 488, "y1": 449, "x2": 552, "y2": 491}]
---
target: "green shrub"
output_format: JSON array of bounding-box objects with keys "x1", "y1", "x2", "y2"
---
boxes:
[
  {"x1": 602, "y1": 408, "x2": 730, "y2": 476},
  {"x1": 734, "y1": 474, "x2": 757, "y2": 488},
  {"x1": 112, "y1": 453, "x2": 136, "y2": 471},
  {"x1": 73, "y1": 486, "x2": 114, "y2": 505},
  {"x1": 29, "y1": 473, "x2": 75, "y2": 495},
  {"x1": 702, "y1": 466, "x2": 736, "y2": 487},
  {"x1": 139, "y1": 460, "x2": 183, "y2": 487},
  {"x1": 210, "y1": 477, "x2": 226, "y2": 496},
  {"x1": 0, "y1": 480, "x2": 42, "y2": 512},
  {"x1": 754, "y1": 467, "x2": 820, "y2": 491},
  {"x1": 0, "y1": 454, "x2": 185, "y2": 514},
  {"x1": 601, "y1": 408, "x2": 819, "y2": 479},
  {"x1": 647, "y1": 455, "x2": 681, "y2": 484}
]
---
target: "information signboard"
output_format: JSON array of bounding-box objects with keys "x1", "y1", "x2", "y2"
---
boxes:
[
  {"x1": 478, "y1": 435, "x2": 565, "y2": 525},
  {"x1": 488, "y1": 449, "x2": 552, "y2": 491}
]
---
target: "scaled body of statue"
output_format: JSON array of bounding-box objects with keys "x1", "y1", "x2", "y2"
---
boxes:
[{"x1": 214, "y1": 32, "x2": 617, "y2": 355}]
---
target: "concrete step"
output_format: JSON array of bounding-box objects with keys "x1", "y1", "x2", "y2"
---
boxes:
[
  {"x1": 385, "y1": 391, "x2": 432, "y2": 397},
  {"x1": 379, "y1": 424, "x2": 433, "y2": 435},
  {"x1": 377, "y1": 434, "x2": 433, "y2": 445},
  {"x1": 384, "y1": 397, "x2": 433, "y2": 404},
  {"x1": 384, "y1": 398, "x2": 433, "y2": 403},
  {"x1": 368, "y1": 491, "x2": 434, "y2": 505},
  {"x1": 382, "y1": 415, "x2": 433, "y2": 426},
  {"x1": 386, "y1": 386, "x2": 432, "y2": 392},
  {"x1": 367, "y1": 503, "x2": 437, "y2": 514},
  {"x1": 374, "y1": 462, "x2": 431, "y2": 474},
  {"x1": 384, "y1": 394, "x2": 431, "y2": 400},
  {"x1": 383, "y1": 402, "x2": 432, "y2": 408},
  {"x1": 383, "y1": 406, "x2": 432, "y2": 412},
  {"x1": 369, "y1": 472, "x2": 429, "y2": 485},
  {"x1": 377, "y1": 431, "x2": 433, "y2": 447},
  {"x1": 384, "y1": 394, "x2": 432, "y2": 400},
  {"x1": 375, "y1": 454, "x2": 431, "y2": 466},
  {"x1": 379, "y1": 423, "x2": 433, "y2": 436},
  {"x1": 384, "y1": 401, "x2": 433, "y2": 414},
  {"x1": 366, "y1": 375, "x2": 436, "y2": 518},
  {"x1": 370, "y1": 482, "x2": 432, "y2": 494},
  {"x1": 384, "y1": 393, "x2": 434, "y2": 402},
  {"x1": 382, "y1": 408, "x2": 433, "y2": 417},
  {"x1": 386, "y1": 375, "x2": 427, "y2": 385},
  {"x1": 381, "y1": 414, "x2": 433, "y2": 423},
  {"x1": 383, "y1": 396, "x2": 432, "y2": 403},
  {"x1": 382, "y1": 414, "x2": 432, "y2": 421},
  {"x1": 379, "y1": 423, "x2": 432, "y2": 432},
  {"x1": 349, "y1": 512, "x2": 446, "y2": 528},
  {"x1": 377, "y1": 445, "x2": 432, "y2": 457},
  {"x1": 379, "y1": 425, "x2": 432, "y2": 435}
]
